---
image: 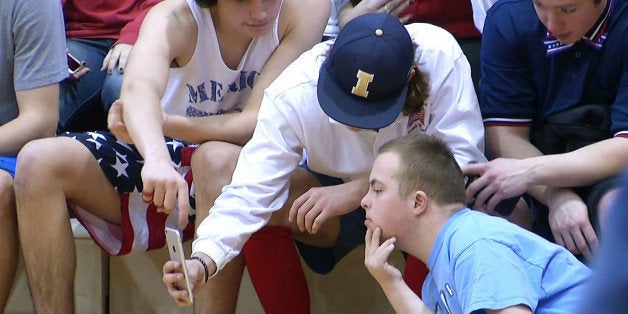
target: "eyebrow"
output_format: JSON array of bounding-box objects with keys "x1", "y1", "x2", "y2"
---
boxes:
[{"x1": 369, "y1": 178, "x2": 379, "y2": 187}]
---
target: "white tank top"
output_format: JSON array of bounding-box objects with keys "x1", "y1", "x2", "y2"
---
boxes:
[{"x1": 161, "y1": 0, "x2": 281, "y2": 116}]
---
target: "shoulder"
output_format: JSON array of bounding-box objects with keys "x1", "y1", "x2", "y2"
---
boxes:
[
  {"x1": 404, "y1": 23, "x2": 467, "y2": 76},
  {"x1": 10, "y1": 0, "x2": 63, "y2": 22},
  {"x1": 486, "y1": 0, "x2": 534, "y2": 18},
  {"x1": 485, "y1": 0, "x2": 539, "y2": 35},
  {"x1": 265, "y1": 41, "x2": 330, "y2": 100},
  {"x1": 405, "y1": 23, "x2": 460, "y2": 54},
  {"x1": 443, "y1": 210, "x2": 514, "y2": 254},
  {"x1": 140, "y1": 0, "x2": 197, "y2": 51},
  {"x1": 145, "y1": 0, "x2": 195, "y2": 30},
  {"x1": 277, "y1": 0, "x2": 330, "y2": 39}
]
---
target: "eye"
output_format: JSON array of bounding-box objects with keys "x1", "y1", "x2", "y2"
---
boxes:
[
  {"x1": 373, "y1": 189, "x2": 382, "y2": 194},
  {"x1": 560, "y1": 7, "x2": 576, "y2": 13}
]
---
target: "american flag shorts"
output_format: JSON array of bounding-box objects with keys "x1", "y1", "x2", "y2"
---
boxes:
[{"x1": 60, "y1": 131, "x2": 196, "y2": 255}]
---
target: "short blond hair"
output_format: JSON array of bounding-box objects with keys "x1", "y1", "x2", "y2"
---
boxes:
[{"x1": 378, "y1": 133, "x2": 467, "y2": 205}]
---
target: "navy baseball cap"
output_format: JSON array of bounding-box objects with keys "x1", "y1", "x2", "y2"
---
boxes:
[{"x1": 317, "y1": 13, "x2": 414, "y2": 129}]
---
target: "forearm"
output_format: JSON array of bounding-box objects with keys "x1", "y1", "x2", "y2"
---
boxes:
[
  {"x1": 378, "y1": 279, "x2": 433, "y2": 314},
  {"x1": 120, "y1": 79, "x2": 171, "y2": 161},
  {"x1": 344, "y1": 177, "x2": 370, "y2": 208},
  {"x1": 163, "y1": 111, "x2": 256, "y2": 145},
  {"x1": 486, "y1": 127, "x2": 627, "y2": 203},
  {"x1": 1, "y1": 85, "x2": 59, "y2": 155},
  {"x1": 0, "y1": 114, "x2": 56, "y2": 156},
  {"x1": 521, "y1": 137, "x2": 628, "y2": 188}
]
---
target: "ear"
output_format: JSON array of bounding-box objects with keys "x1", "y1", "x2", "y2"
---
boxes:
[
  {"x1": 407, "y1": 67, "x2": 416, "y2": 83},
  {"x1": 411, "y1": 191, "x2": 429, "y2": 216}
]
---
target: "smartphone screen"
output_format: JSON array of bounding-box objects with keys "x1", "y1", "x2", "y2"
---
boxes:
[
  {"x1": 67, "y1": 52, "x2": 81, "y2": 74},
  {"x1": 165, "y1": 227, "x2": 194, "y2": 303}
]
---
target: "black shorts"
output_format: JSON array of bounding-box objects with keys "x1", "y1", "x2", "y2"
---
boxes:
[{"x1": 293, "y1": 165, "x2": 366, "y2": 275}]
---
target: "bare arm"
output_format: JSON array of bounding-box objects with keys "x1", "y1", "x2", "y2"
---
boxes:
[
  {"x1": 486, "y1": 125, "x2": 628, "y2": 188},
  {"x1": 162, "y1": 0, "x2": 330, "y2": 145},
  {"x1": 474, "y1": 125, "x2": 627, "y2": 207},
  {"x1": 0, "y1": 85, "x2": 59, "y2": 155},
  {"x1": 467, "y1": 125, "x2": 603, "y2": 258},
  {"x1": 118, "y1": 0, "x2": 194, "y2": 225},
  {"x1": 290, "y1": 177, "x2": 369, "y2": 234},
  {"x1": 120, "y1": 0, "x2": 189, "y2": 161},
  {"x1": 364, "y1": 227, "x2": 433, "y2": 314}
]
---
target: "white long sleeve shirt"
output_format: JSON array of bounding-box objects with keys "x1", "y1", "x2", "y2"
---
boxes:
[{"x1": 193, "y1": 23, "x2": 486, "y2": 271}]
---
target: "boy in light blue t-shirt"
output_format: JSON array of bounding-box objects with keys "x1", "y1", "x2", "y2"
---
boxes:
[{"x1": 362, "y1": 133, "x2": 591, "y2": 314}]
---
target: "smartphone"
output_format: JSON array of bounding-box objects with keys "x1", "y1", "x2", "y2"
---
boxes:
[
  {"x1": 67, "y1": 52, "x2": 82, "y2": 75},
  {"x1": 165, "y1": 227, "x2": 194, "y2": 303}
]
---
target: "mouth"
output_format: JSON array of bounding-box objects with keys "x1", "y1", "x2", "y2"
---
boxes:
[
  {"x1": 247, "y1": 21, "x2": 270, "y2": 28},
  {"x1": 553, "y1": 32, "x2": 572, "y2": 41}
]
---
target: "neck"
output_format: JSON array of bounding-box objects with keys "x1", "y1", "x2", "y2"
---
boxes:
[{"x1": 401, "y1": 204, "x2": 465, "y2": 264}]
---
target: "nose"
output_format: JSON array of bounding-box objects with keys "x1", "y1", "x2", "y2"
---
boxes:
[
  {"x1": 545, "y1": 11, "x2": 563, "y2": 34},
  {"x1": 361, "y1": 194, "x2": 370, "y2": 210},
  {"x1": 249, "y1": 0, "x2": 268, "y2": 21}
]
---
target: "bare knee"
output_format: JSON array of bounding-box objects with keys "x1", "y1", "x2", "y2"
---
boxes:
[
  {"x1": 14, "y1": 137, "x2": 95, "y2": 203},
  {"x1": 191, "y1": 141, "x2": 241, "y2": 183},
  {"x1": 14, "y1": 139, "x2": 53, "y2": 191},
  {"x1": 192, "y1": 141, "x2": 242, "y2": 220}
]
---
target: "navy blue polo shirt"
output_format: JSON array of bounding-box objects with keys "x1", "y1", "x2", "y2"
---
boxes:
[{"x1": 480, "y1": 0, "x2": 628, "y2": 138}]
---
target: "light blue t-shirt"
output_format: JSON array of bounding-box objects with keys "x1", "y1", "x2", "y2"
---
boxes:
[{"x1": 422, "y1": 209, "x2": 591, "y2": 313}]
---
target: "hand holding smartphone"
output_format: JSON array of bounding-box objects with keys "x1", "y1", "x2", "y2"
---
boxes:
[
  {"x1": 165, "y1": 227, "x2": 194, "y2": 303},
  {"x1": 66, "y1": 52, "x2": 89, "y2": 79}
]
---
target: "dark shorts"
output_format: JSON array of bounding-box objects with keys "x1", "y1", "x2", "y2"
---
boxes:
[
  {"x1": 293, "y1": 165, "x2": 366, "y2": 275},
  {"x1": 0, "y1": 156, "x2": 17, "y2": 177}
]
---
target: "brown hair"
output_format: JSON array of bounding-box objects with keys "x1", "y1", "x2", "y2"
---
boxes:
[
  {"x1": 401, "y1": 43, "x2": 430, "y2": 116},
  {"x1": 402, "y1": 59, "x2": 429, "y2": 116},
  {"x1": 378, "y1": 133, "x2": 467, "y2": 206}
]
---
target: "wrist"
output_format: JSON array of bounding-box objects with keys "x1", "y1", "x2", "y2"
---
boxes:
[
  {"x1": 190, "y1": 256, "x2": 208, "y2": 284},
  {"x1": 190, "y1": 253, "x2": 217, "y2": 281}
]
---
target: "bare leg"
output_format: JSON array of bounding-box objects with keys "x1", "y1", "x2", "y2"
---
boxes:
[
  {"x1": 15, "y1": 138, "x2": 121, "y2": 313},
  {"x1": 191, "y1": 141, "x2": 244, "y2": 314},
  {"x1": 0, "y1": 171, "x2": 18, "y2": 312}
]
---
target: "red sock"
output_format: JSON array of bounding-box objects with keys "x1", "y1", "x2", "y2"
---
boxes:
[
  {"x1": 403, "y1": 254, "x2": 429, "y2": 298},
  {"x1": 243, "y1": 226, "x2": 310, "y2": 314}
]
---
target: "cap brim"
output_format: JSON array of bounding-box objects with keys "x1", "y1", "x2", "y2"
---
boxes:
[{"x1": 317, "y1": 64, "x2": 408, "y2": 129}]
